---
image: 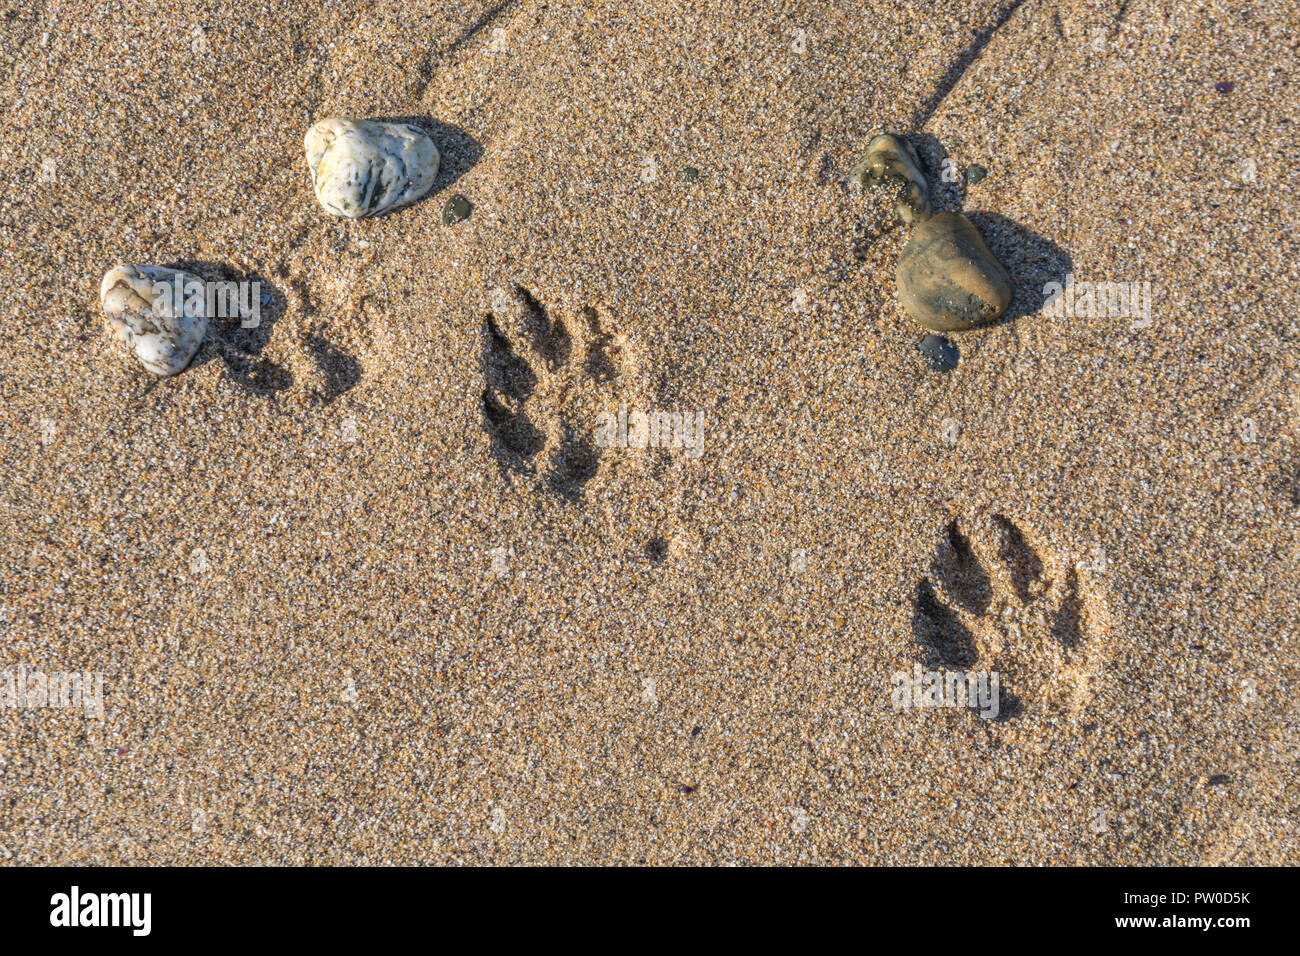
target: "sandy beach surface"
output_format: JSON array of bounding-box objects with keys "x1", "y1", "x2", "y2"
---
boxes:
[{"x1": 0, "y1": 0, "x2": 1296, "y2": 864}]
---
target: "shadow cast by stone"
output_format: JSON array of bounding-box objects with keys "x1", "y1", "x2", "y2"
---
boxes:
[
  {"x1": 909, "y1": 132, "x2": 950, "y2": 201},
  {"x1": 164, "y1": 260, "x2": 293, "y2": 397},
  {"x1": 911, "y1": 132, "x2": 994, "y2": 214},
  {"x1": 963, "y1": 212, "x2": 1072, "y2": 329}
]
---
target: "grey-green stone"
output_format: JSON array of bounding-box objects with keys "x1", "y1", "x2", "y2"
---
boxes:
[
  {"x1": 852, "y1": 133, "x2": 932, "y2": 224},
  {"x1": 918, "y1": 333, "x2": 959, "y2": 372},
  {"x1": 443, "y1": 194, "x2": 472, "y2": 225}
]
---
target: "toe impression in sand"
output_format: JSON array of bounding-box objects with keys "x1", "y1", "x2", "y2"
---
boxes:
[
  {"x1": 304, "y1": 118, "x2": 440, "y2": 219},
  {"x1": 101, "y1": 265, "x2": 209, "y2": 376}
]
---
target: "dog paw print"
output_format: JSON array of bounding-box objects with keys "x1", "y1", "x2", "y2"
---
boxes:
[
  {"x1": 480, "y1": 287, "x2": 628, "y2": 501},
  {"x1": 911, "y1": 513, "x2": 1107, "y2": 719}
]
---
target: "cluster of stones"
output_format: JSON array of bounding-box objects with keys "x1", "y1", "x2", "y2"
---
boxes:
[
  {"x1": 102, "y1": 119, "x2": 442, "y2": 376},
  {"x1": 101, "y1": 124, "x2": 1012, "y2": 378},
  {"x1": 853, "y1": 133, "x2": 1013, "y2": 340}
]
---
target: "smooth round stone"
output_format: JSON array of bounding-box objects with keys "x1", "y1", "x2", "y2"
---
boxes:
[
  {"x1": 304, "y1": 118, "x2": 440, "y2": 219},
  {"x1": 100, "y1": 265, "x2": 208, "y2": 376},
  {"x1": 918, "y1": 333, "x2": 959, "y2": 372},
  {"x1": 896, "y1": 212, "x2": 1013, "y2": 332},
  {"x1": 442, "y1": 193, "x2": 472, "y2": 225}
]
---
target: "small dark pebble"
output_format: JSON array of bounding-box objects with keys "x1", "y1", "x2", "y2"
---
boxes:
[
  {"x1": 691, "y1": 725, "x2": 702, "y2": 737},
  {"x1": 442, "y1": 194, "x2": 472, "y2": 225},
  {"x1": 645, "y1": 535, "x2": 668, "y2": 562},
  {"x1": 682, "y1": 166, "x2": 700, "y2": 182},
  {"x1": 1206, "y1": 773, "x2": 1232, "y2": 786},
  {"x1": 1214, "y1": 81, "x2": 1234, "y2": 94},
  {"x1": 918, "y1": 333, "x2": 959, "y2": 372},
  {"x1": 964, "y1": 163, "x2": 988, "y2": 185}
]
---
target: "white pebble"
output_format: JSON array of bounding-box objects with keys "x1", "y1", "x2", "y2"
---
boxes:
[
  {"x1": 100, "y1": 265, "x2": 208, "y2": 376},
  {"x1": 304, "y1": 118, "x2": 440, "y2": 219}
]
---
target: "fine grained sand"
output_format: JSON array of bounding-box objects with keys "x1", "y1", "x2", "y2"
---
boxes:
[{"x1": 0, "y1": 0, "x2": 1296, "y2": 864}]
